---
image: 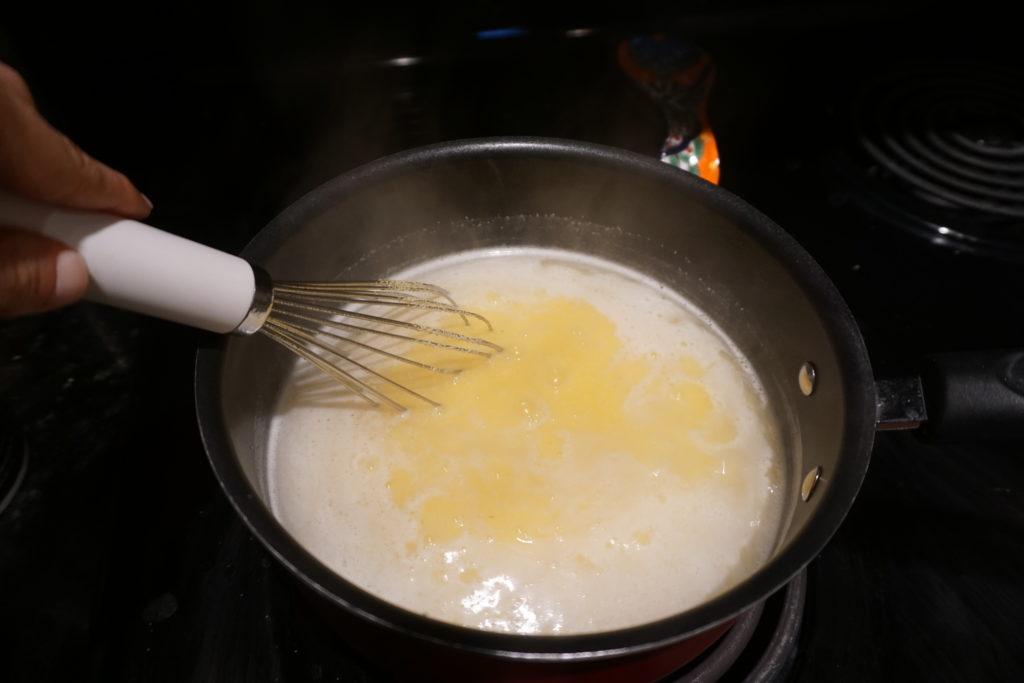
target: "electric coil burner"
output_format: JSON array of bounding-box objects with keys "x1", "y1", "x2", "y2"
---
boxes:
[{"x1": 848, "y1": 63, "x2": 1024, "y2": 259}]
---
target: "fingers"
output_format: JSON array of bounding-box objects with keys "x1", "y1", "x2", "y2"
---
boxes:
[
  {"x1": 42, "y1": 131, "x2": 154, "y2": 219},
  {"x1": 0, "y1": 228, "x2": 89, "y2": 318},
  {"x1": 0, "y1": 62, "x2": 152, "y2": 220}
]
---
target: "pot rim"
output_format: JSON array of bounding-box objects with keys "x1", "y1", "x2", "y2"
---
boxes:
[{"x1": 195, "y1": 136, "x2": 876, "y2": 660}]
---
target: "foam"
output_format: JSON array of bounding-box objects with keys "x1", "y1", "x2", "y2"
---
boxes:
[{"x1": 268, "y1": 247, "x2": 784, "y2": 634}]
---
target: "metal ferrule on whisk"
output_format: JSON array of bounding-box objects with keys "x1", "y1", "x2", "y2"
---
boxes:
[{"x1": 233, "y1": 265, "x2": 274, "y2": 336}]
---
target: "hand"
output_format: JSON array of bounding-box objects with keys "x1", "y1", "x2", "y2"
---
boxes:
[{"x1": 0, "y1": 62, "x2": 151, "y2": 318}]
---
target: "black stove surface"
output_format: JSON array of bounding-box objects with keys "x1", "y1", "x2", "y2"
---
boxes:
[{"x1": 2, "y1": 3, "x2": 1023, "y2": 681}]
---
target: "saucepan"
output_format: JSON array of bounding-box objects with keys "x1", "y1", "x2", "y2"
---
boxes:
[{"x1": 195, "y1": 137, "x2": 878, "y2": 681}]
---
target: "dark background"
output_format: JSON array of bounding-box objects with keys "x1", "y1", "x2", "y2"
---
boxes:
[{"x1": 1, "y1": 2, "x2": 1022, "y2": 681}]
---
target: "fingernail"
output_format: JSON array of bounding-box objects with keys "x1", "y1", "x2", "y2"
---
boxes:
[
  {"x1": 141, "y1": 193, "x2": 154, "y2": 210},
  {"x1": 52, "y1": 250, "x2": 89, "y2": 306}
]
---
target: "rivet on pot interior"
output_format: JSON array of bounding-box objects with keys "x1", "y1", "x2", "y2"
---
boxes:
[
  {"x1": 801, "y1": 465, "x2": 822, "y2": 502},
  {"x1": 798, "y1": 362, "x2": 817, "y2": 396}
]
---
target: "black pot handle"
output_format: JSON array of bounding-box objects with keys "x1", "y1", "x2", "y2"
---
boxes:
[
  {"x1": 919, "y1": 350, "x2": 1024, "y2": 442},
  {"x1": 877, "y1": 351, "x2": 1024, "y2": 441}
]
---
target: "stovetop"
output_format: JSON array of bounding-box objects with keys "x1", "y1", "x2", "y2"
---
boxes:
[{"x1": 2, "y1": 3, "x2": 1022, "y2": 681}]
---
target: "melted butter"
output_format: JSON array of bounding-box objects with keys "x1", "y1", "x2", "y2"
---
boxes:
[
  {"x1": 269, "y1": 248, "x2": 784, "y2": 635},
  {"x1": 382, "y1": 295, "x2": 736, "y2": 549}
]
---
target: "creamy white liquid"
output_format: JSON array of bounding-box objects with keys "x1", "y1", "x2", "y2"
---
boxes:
[{"x1": 269, "y1": 247, "x2": 784, "y2": 634}]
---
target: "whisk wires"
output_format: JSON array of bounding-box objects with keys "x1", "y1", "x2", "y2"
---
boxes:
[{"x1": 259, "y1": 281, "x2": 500, "y2": 411}]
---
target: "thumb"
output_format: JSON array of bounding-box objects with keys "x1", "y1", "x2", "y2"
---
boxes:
[{"x1": 0, "y1": 228, "x2": 89, "y2": 318}]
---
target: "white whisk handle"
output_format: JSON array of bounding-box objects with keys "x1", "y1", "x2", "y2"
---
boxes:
[{"x1": 0, "y1": 191, "x2": 256, "y2": 334}]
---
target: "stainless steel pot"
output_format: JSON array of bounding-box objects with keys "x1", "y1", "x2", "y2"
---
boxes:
[{"x1": 195, "y1": 137, "x2": 876, "y2": 680}]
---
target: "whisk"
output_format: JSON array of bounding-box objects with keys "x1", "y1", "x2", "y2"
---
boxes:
[{"x1": 0, "y1": 192, "x2": 500, "y2": 410}]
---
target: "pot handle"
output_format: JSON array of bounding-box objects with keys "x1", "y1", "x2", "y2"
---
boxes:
[
  {"x1": 877, "y1": 350, "x2": 1024, "y2": 441},
  {"x1": 919, "y1": 350, "x2": 1024, "y2": 442}
]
